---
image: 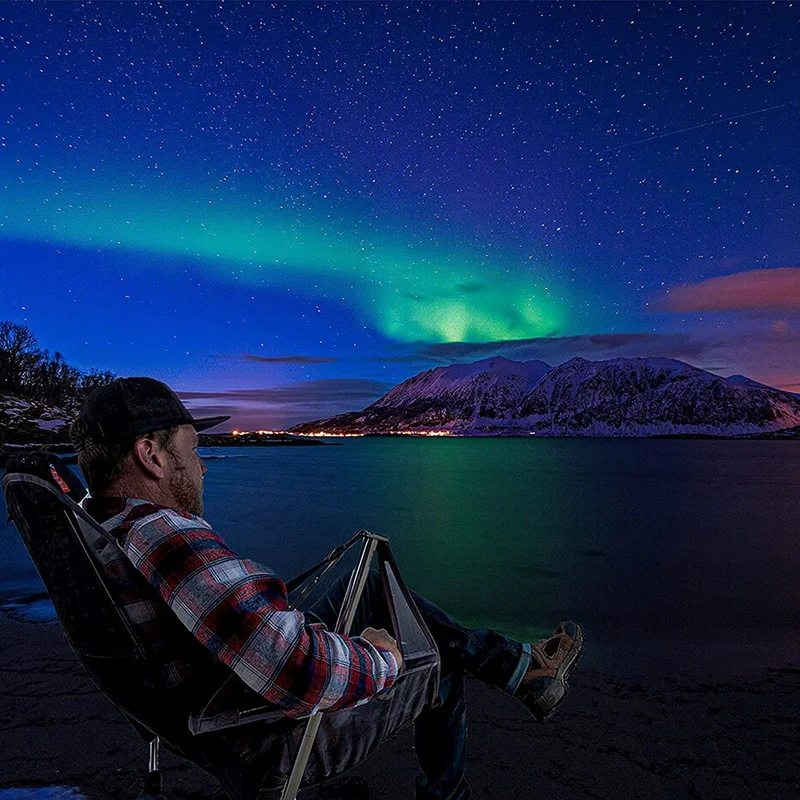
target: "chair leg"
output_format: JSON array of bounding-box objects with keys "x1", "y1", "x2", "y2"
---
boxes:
[
  {"x1": 137, "y1": 736, "x2": 166, "y2": 800},
  {"x1": 150, "y1": 736, "x2": 160, "y2": 773}
]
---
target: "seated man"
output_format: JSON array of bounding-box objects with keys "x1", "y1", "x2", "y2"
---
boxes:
[{"x1": 69, "y1": 377, "x2": 584, "y2": 800}]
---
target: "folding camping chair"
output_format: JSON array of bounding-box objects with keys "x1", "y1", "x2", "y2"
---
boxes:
[{"x1": 2, "y1": 451, "x2": 441, "y2": 800}]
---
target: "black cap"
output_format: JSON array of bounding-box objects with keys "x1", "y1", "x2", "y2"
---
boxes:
[{"x1": 70, "y1": 377, "x2": 230, "y2": 452}]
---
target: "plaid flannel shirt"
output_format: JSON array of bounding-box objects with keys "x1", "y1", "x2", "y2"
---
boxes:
[{"x1": 84, "y1": 496, "x2": 399, "y2": 718}]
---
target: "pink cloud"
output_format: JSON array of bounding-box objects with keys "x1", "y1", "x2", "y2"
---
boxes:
[
  {"x1": 771, "y1": 320, "x2": 791, "y2": 336},
  {"x1": 655, "y1": 268, "x2": 800, "y2": 313}
]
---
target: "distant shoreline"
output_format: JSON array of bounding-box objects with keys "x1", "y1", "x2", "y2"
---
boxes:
[
  {"x1": 2, "y1": 427, "x2": 798, "y2": 468},
  {"x1": 0, "y1": 433, "x2": 328, "y2": 468}
]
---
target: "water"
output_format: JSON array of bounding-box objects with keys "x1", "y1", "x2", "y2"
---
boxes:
[{"x1": 2, "y1": 439, "x2": 799, "y2": 680}]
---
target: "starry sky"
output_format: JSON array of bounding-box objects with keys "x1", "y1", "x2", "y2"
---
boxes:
[{"x1": 1, "y1": 2, "x2": 799, "y2": 429}]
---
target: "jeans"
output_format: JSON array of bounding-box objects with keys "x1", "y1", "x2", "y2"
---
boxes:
[{"x1": 296, "y1": 568, "x2": 532, "y2": 800}]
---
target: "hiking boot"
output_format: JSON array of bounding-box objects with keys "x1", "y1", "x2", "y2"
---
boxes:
[{"x1": 514, "y1": 621, "x2": 584, "y2": 722}]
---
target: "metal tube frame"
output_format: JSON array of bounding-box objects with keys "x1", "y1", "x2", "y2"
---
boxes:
[
  {"x1": 147, "y1": 736, "x2": 161, "y2": 772},
  {"x1": 278, "y1": 531, "x2": 383, "y2": 800},
  {"x1": 149, "y1": 736, "x2": 160, "y2": 772}
]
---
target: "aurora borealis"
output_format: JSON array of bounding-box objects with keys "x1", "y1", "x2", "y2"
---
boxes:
[
  {"x1": 2, "y1": 173, "x2": 564, "y2": 344},
  {"x1": 1, "y1": 2, "x2": 799, "y2": 428}
]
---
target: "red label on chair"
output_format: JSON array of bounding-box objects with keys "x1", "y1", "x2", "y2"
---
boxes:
[{"x1": 49, "y1": 465, "x2": 70, "y2": 494}]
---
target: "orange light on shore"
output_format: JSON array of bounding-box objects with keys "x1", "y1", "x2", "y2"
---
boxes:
[
  {"x1": 384, "y1": 430, "x2": 453, "y2": 436},
  {"x1": 292, "y1": 432, "x2": 365, "y2": 437},
  {"x1": 226, "y1": 429, "x2": 453, "y2": 438},
  {"x1": 229, "y1": 429, "x2": 288, "y2": 436}
]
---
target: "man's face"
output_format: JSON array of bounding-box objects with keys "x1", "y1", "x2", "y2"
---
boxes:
[{"x1": 163, "y1": 424, "x2": 206, "y2": 517}]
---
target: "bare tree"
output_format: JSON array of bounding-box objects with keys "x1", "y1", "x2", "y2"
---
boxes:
[
  {"x1": 0, "y1": 321, "x2": 42, "y2": 395},
  {"x1": 0, "y1": 320, "x2": 116, "y2": 403},
  {"x1": 28, "y1": 351, "x2": 84, "y2": 404},
  {"x1": 78, "y1": 368, "x2": 116, "y2": 400}
]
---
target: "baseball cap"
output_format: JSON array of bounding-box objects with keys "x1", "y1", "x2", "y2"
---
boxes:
[{"x1": 70, "y1": 377, "x2": 230, "y2": 452}]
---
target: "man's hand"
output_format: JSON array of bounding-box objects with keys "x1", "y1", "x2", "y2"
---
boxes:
[{"x1": 359, "y1": 626, "x2": 403, "y2": 671}]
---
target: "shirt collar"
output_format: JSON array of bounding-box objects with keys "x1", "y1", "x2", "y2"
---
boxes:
[{"x1": 84, "y1": 495, "x2": 163, "y2": 524}]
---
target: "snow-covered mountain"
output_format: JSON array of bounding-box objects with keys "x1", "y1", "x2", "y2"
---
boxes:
[
  {"x1": 371, "y1": 356, "x2": 551, "y2": 417},
  {"x1": 292, "y1": 356, "x2": 552, "y2": 433},
  {"x1": 290, "y1": 356, "x2": 800, "y2": 437},
  {"x1": 514, "y1": 357, "x2": 800, "y2": 436}
]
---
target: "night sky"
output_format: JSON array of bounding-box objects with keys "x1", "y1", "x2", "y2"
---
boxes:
[{"x1": 2, "y1": 2, "x2": 798, "y2": 429}]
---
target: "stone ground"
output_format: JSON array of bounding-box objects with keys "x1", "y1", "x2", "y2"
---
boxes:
[{"x1": 1, "y1": 615, "x2": 798, "y2": 799}]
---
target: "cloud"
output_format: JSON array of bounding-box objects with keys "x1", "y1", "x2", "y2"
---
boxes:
[
  {"x1": 412, "y1": 332, "x2": 708, "y2": 365},
  {"x1": 240, "y1": 353, "x2": 338, "y2": 364},
  {"x1": 770, "y1": 320, "x2": 791, "y2": 336},
  {"x1": 179, "y1": 378, "x2": 392, "y2": 429},
  {"x1": 456, "y1": 281, "x2": 484, "y2": 294},
  {"x1": 180, "y1": 379, "x2": 390, "y2": 405},
  {"x1": 368, "y1": 354, "x2": 435, "y2": 364},
  {"x1": 654, "y1": 267, "x2": 800, "y2": 313}
]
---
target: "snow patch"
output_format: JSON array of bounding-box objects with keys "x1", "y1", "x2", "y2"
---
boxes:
[{"x1": 36, "y1": 419, "x2": 68, "y2": 430}]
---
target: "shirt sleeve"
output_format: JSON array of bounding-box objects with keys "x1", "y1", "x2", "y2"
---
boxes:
[{"x1": 118, "y1": 505, "x2": 400, "y2": 718}]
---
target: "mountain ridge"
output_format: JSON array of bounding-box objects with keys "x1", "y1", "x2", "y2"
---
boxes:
[{"x1": 290, "y1": 356, "x2": 800, "y2": 437}]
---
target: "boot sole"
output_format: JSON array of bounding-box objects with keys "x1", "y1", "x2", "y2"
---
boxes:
[{"x1": 523, "y1": 623, "x2": 584, "y2": 722}]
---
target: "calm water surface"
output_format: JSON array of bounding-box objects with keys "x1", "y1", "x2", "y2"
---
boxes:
[{"x1": 2, "y1": 438, "x2": 798, "y2": 680}]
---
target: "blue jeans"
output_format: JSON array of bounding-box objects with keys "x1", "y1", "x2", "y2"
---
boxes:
[{"x1": 298, "y1": 568, "x2": 532, "y2": 800}]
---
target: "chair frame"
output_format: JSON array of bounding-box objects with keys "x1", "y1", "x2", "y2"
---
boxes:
[{"x1": 3, "y1": 470, "x2": 441, "y2": 800}]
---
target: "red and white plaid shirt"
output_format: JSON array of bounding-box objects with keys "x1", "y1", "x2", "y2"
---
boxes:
[{"x1": 84, "y1": 496, "x2": 399, "y2": 718}]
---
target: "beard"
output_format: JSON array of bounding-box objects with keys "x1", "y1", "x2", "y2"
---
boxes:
[{"x1": 169, "y1": 466, "x2": 204, "y2": 517}]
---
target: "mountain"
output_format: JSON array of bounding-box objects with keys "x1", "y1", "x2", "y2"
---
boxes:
[
  {"x1": 290, "y1": 356, "x2": 800, "y2": 437},
  {"x1": 291, "y1": 356, "x2": 553, "y2": 434},
  {"x1": 514, "y1": 357, "x2": 800, "y2": 436}
]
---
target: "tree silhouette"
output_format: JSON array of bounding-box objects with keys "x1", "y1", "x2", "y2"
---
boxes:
[
  {"x1": 0, "y1": 320, "x2": 42, "y2": 396},
  {"x1": 0, "y1": 320, "x2": 116, "y2": 404}
]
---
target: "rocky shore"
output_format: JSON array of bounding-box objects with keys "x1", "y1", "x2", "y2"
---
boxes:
[{"x1": 0, "y1": 612, "x2": 798, "y2": 799}]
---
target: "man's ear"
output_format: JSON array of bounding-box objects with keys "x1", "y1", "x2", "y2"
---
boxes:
[{"x1": 132, "y1": 436, "x2": 168, "y2": 480}]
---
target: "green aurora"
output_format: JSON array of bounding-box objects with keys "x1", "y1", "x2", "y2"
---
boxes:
[{"x1": 2, "y1": 176, "x2": 564, "y2": 344}]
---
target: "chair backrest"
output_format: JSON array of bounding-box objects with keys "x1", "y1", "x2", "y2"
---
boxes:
[
  {"x1": 3, "y1": 454, "x2": 145, "y2": 661},
  {"x1": 1, "y1": 453, "x2": 236, "y2": 749}
]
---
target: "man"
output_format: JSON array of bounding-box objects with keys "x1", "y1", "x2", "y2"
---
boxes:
[{"x1": 70, "y1": 377, "x2": 584, "y2": 800}]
